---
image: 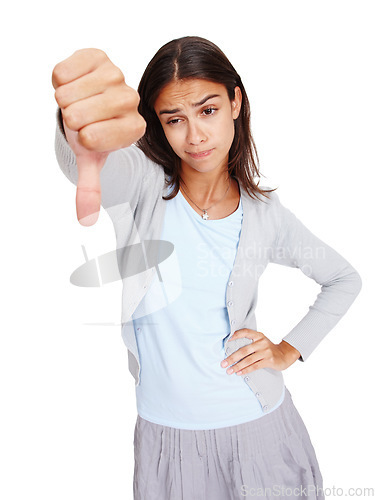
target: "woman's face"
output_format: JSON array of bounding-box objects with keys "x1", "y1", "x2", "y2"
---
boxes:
[{"x1": 154, "y1": 79, "x2": 242, "y2": 176}]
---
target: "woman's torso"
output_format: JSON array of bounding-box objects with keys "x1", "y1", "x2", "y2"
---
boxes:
[{"x1": 132, "y1": 179, "x2": 284, "y2": 430}]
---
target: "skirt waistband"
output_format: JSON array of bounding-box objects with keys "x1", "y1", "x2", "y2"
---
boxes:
[{"x1": 135, "y1": 386, "x2": 299, "y2": 460}]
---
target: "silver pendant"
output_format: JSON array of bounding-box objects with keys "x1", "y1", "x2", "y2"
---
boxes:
[{"x1": 202, "y1": 210, "x2": 209, "y2": 220}]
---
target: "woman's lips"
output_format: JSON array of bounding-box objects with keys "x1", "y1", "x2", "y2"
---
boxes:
[{"x1": 187, "y1": 148, "x2": 214, "y2": 159}]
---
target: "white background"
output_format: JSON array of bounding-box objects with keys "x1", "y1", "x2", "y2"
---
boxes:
[{"x1": 1, "y1": 0, "x2": 373, "y2": 498}]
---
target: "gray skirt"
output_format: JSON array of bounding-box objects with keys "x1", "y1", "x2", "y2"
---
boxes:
[{"x1": 133, "y1": 387, "x2": 325, "y2": 500}]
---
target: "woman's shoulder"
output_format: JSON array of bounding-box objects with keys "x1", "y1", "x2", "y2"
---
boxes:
[
  {"x1": 240, "y1": 182, "x2": 281, "y2": 208},
  {"x1": 116, "y1": 144, "x2": 165, "y2": 177}
]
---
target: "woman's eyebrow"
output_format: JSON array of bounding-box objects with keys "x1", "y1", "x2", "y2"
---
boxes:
[{"x1": 158, "y1": 94, "x2": 221, "y2": 115}]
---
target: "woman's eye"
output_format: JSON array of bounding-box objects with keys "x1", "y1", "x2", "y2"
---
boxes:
[
  {"x1": 203, "y1": 107, "x2": 217, "y2": 116},
  {"x1": 166, "y1": 107, "x2": 217, "y2": 125},
  {"x1": 167, "y1": 118, "x2": 181, "y2": 125}
]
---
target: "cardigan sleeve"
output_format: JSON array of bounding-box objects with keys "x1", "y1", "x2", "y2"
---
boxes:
[
  {"x1": 54, "y1": 108, "x2": 150, "y2": 221},
  {"x1": 269, "y1": 190, "x2": 362, "y2": 362}
]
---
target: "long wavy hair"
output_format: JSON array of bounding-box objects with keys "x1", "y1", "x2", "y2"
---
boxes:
[{"x1": 136, "y1": 36, "x2": 276, "y2": 202}]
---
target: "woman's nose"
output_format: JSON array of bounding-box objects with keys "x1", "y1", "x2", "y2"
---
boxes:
[{"x1": 187, "y1": 122, "x2": 206, "y2": 145}]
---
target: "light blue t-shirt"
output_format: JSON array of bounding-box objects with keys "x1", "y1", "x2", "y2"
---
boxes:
[{"x1": 132, "y1": 188, "x2": 284, "y2": 430}]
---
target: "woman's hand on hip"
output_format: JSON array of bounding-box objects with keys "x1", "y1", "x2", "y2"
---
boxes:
[{"x1": 220, "y1": 329, "x2": 301, "y2": 376}]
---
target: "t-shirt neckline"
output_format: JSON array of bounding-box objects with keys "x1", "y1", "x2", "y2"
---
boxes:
[{"x1": 177, "y1": 189, "x2": 242, "y2": 223}]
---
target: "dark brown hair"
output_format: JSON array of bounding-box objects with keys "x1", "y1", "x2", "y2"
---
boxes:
[{"x1": 136, "y1": 36, "x2": 276, "y2": 202}]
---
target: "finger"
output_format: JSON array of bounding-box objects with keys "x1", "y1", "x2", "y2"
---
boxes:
[
  {"x1": 75, "y1": 155, "x2": 103, "y2": 226},
  {"x1": 78, "y1": 115, "x2": 146, "y2": 152},
  {"x1": 230, "y1": 352, "x2": 264, "y2": 375},
  {"x1": 222, "y1": 343, "x2": 255, "y2": 368},
  {"x1": 228, "y1": 328, "x2": 261, "y2": 341},
  {"x1": 62, "y1": 86, "x2": 138, "y2": 131},
  {"x1": 236, "y1": 358, "x2": 268, "y2": 375},
  {"x1": 54, "y1": 62, "x2": 124, "y2": 109},
  {"x1": 52, "y1": 48, "x2": 108, "y2": 89}
]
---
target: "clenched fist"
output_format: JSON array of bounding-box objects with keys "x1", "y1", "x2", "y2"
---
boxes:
[{"x1": 52, "y1": 48, "x2": 146, "y2": 226}]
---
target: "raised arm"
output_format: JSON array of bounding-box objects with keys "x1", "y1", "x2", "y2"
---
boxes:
[{"x1": 52, "y1": 48, "x2": 146, "y2": 226}]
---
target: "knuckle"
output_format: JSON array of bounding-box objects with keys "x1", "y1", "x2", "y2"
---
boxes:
[
  {"x1": 105, "y1": 64, "x2": 124, "y2": 87},
  {"x1": 121, "y1": 86, "x2": 140, "y2": 107},
  {"x1": 75, "y1": 47, "x2": 108, "y2": 61},
  {"x1": 79, "y1": 125, "x2": 99, "y2": 150},
  {"x1": 113, "y1": 65, "x2": 125, "y2": 84},
  {"x1": 117, "y1": 89, "x2": 131, "y2": 112},
  {"x1": 62, "y1": 107, "x2": 81, "y2": 131},
  {"x1": 52, "y1": 62, "x2": 66, "y2": 87},
  {"x1": 132, "y1": 88, "x2": 141, "y2": 106},
  {"x1": 124, "y1": 115, "x2": 146, "y2": 145},
  {"x1": 135, "y1": 115, "x2": 147, "y2": 136},
  {"x1": 93, "y1": 48, "x2": 107, "y2": 58},
  {"x1": 93, "y1": 48, "x2": 108, "y2": 61},
  {"x1": 54, "y1": 87, "x2": 65, "y2": 107},
  {"x1": 55, "y1": 86, "x2": 72, "y2": 109}
]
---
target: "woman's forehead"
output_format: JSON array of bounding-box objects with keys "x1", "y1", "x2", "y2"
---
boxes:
[{"x1": 154, "y1": 79, "x2": 227, "y2": 109}]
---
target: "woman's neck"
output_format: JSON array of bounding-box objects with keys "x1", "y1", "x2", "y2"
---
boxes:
[{"x1": 180, "y1": 171, "x2": 232, "y2": 206}]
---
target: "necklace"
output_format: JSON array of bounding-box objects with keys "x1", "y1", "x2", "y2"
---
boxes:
[{"x1": 180, "y1": 177, "x2": 232, "y2": 220}]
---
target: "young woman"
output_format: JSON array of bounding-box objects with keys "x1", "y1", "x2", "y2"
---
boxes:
[{"x1": 53, "y1": 36, "x2": 362, "y2": 500}]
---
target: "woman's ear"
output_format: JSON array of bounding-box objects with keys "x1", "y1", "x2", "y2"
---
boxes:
[{"x1": 232, "y1": 86, "x2": 242, "y2": 120}]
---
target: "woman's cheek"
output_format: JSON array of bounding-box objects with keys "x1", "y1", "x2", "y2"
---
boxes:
[
  {"x1": 168, "y1": 130, "x2": 184, "y2": 154},
  {"x1": 164, "y1": 133, "x2": 181, "y2": 157}
]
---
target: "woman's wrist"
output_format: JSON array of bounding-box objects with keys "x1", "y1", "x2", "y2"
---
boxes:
[{"x1": 278, "y1": 340, "x2": 301, "y2": 365}]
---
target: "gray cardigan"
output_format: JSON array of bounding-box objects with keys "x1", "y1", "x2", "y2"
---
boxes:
[{"x1": 54, "y1": 112, "x2": 362, "y2": 413}]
